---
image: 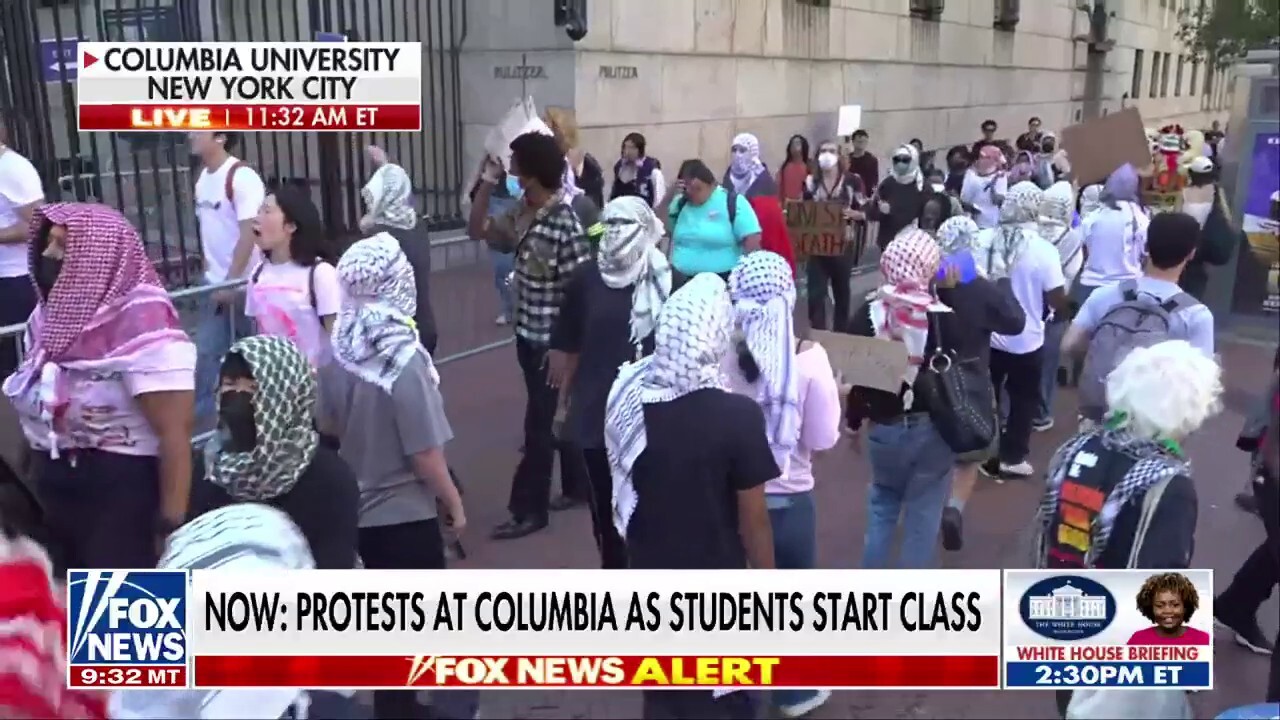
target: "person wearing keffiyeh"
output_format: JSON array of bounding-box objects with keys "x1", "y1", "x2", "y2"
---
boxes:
[
  {"x1": 0, "y1": 530, "x2": 107, "y2": 719},
  {"x1": 548, "y1": 196, "x2": 670, "y2": 569},
  {"x1": 605, "y1": 271, "x2": 775, "y2": 719},
  {"x1": 871, "y1": 144, "x2": 929, "y2": 249},
  {"x1": 3, "y1": 203, "x2": 195, "y2": 571},
  {"x1": 317, "y1": 236, "x2": 468, "y2": 719},
  {"x1": 189, "y1": 335, "x2": 359, "y2": 570},
  {"x1": 725, "y1": 251, "x2": 840, "y2": 718},
  {"x1": 110, "y1": 503, "x2": 379, "y2": 720},
  {"x1": 971, "y1": 181, "x2": 1045, "y2": 281}
]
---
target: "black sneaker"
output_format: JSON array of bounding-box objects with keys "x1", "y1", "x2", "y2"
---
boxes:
[
  {"x1": 941, "y1": 507, "x2": 964, "y2": 552},
  {"x1": 1214, "y1": 604, "x2": 1275, "y2": 655}
]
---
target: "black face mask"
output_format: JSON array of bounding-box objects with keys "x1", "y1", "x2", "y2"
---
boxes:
[
  {"x1": 34, "y1": 256, "x2": 62, "y2": 297},
  {"x1": 218, "y1": 390, "x2": 257, "y2": 452},
  {"x1": 1041, "y1": 141, "x2": 1056, "y2": 153}
]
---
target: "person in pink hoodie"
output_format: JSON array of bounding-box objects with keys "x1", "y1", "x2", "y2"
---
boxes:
[{"x1": 725, "y1": 251, "x2": 842, "y2": 719}]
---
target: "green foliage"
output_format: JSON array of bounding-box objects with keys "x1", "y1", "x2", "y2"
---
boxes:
[{"x1": 1177, "y1": 0, "x2": 1280, "y2": 64}]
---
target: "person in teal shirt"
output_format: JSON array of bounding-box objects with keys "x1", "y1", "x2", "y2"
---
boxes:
[{"x1": 660, "y1": 159, "x2": 762, "y2": 287}]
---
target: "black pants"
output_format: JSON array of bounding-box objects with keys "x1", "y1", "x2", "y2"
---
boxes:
[
  {"x1": 989, "y1": 347, "x2": 1043, "y2": 465},
  {"x1": 509, "y1": 338, "x2": 574, "y2": 520},
  {"x1": 0, "y1": 275, "x2": 36, "y2": 378},
  {"x1": 582, "y1": 447, "x2": 627, "y2": 569},
  {"x1": 643, "y1": 690, "x2": 758, "y2": 719},
  {"x1": 557, "y1": 442, "x2": 590, "y2": 501},
  {"x1": 805, "y1": 253, "x2": 854, "y2": 331},
  {"x1": 358, "y1": 519, "x2": 479, "y2": 719},
  {"x1": 34, "y1": 450, "x2": 161, "y2": 574},
  {"x1": 672, "y1": 270, "x2": 731, "y2": 292}
]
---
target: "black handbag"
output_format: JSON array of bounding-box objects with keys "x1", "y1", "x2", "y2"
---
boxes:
[{"x1": 915, "y1": 312, "x2": 998, "y2": 454}]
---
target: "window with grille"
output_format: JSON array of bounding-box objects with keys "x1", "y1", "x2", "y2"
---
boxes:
[
  {"x1": 909, "y1": 0, "x2": 944, "y2": 21},
  {"x1": 1132, "y1": 49, "x2": 1145, "y2": 99}
]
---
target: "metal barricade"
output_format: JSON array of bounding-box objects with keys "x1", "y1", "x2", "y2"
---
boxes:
[{"x1": 0, "y1": 279, "x2": 512, "y2": 451}]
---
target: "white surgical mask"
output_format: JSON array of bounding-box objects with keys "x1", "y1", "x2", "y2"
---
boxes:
[
  {"x1": 932, "y1": 183, "x2": 946, "y2": 193},
  {"x1": 818, "y1": 152, "x2": 838, "y2": 170}
]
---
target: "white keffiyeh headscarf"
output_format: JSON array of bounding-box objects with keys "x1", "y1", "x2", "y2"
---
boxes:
[
  {"x1": 728, "y1": 133, "x2": 766, "y2": 195},
  {"x1": 728, "y1": 252, "x2": 801, "y2": 465},
  {"x1": 332, "y1": 233, "x2": 437, "y2": 392},
  {"x1": 605, "y1": 273, "x2": 734, "y2": 536},
  {"x1": 598, "y1": 197, "x2": 672, "y2": 356},
  {"x1": 1038, "y1": 180, "x2": 1075, "y2": 242},
  {"x1": 972, "y1": 181, "x2": 1044, "y2": 281},
  {"x1": 360, "y1": 163, "x2": 417, "y2": 231},
  {"x1": 1080, "y1": 184, "x2": 1104, "y2": 216},
  {"x1": 935, "y1": 216, "x2": 979, "y2": 256},
  {"x1": 890, "y1": 144, "x2": 924, "y2": 189}
]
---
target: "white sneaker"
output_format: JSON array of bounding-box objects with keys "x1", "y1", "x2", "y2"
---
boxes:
[
  {"x1": 1000, "y1": 461, "x2": 1035, "y2": 477},
  {"x1": 779, "y1": 689, "x2": 832, "y2": 718},
  {"x1": 494, "y1": 314, "x2": 509, "y2": 326}
]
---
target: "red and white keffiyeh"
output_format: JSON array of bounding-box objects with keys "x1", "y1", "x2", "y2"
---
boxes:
[
  {"x1": 0, "y1": 533, "x2": 108, "y2": 719},
  {"x1": 871, "y1": 229, "x2": 950, "y2": 399},
  {"x1": 2, "y1": 203, "x2": 194, "y2": 456}
]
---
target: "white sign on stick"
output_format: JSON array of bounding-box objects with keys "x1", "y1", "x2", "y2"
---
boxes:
[{"x1": 837, "y1": 105, "x2": 862, "y2": 137}]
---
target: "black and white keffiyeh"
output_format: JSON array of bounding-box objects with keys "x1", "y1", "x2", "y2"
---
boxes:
[
  {"x1": 332, "y1": 233, "x2": 437, "y2": 393},
  {"x1": 605, "y1": 273, "x2": 734, "y2": 535},
  {"x1": 728, "y1": 251, "x2": 801, "y2": 465},
  {"x1": 598, "y1": 197, "x2": 671, "y2": 356},
  {"x1": 1037, "y1": 427, "x2": 1188, "y2": 566}
]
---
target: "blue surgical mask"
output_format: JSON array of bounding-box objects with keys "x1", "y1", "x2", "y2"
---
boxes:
[{"x1": 505, "y1": 175, "x2": 523, "y2": 199}]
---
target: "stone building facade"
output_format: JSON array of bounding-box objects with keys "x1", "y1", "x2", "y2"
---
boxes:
[{"x1": 460, "y1": 0, "x2": 1233, "y2": 174}]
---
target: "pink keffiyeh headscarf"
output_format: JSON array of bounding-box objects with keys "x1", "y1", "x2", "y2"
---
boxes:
[
  {"x1": 974, "y1": 145, "x2": 1005, "y2": 177},
  {"x1": 2, "y1": 203, "x2": 194, "y2": 457},
  {"x1": 871, "y1": 229, "x2": 950, "y2": 400}
]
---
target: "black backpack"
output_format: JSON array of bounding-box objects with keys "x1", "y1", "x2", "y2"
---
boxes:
[{"x1": 670, "y1": 187, "x2": 738, "y2": 226}]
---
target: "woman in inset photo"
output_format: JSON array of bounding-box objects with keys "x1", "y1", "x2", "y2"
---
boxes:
[{"x1": 1127, "y1": 572, "x2": 1211, "y2": 645}]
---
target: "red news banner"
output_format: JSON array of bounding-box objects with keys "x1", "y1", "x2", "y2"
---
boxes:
[
  {"x1": 73, "y1": 41, "x2": 423, "y2": 133},
  {"x1": 193, "y1": 654, "x2": 999, "y2": 689},
  {"x1": 78, "y1": 104, "x2": 421, "y2": 132}
]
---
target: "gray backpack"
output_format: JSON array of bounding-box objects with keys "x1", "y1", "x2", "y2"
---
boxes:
[{"x1": 1078, "y1": 280, "x2": 1197, "y2": 421}]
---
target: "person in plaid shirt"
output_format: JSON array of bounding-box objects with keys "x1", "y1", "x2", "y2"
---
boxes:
[{"x1": 468, "y1": 132, "x2": 592, "y2": 540}]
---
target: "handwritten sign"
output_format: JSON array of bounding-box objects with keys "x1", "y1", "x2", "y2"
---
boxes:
[
  {"x1": 786, "y1": 200, "x2": 847, "y2": 256},
  {"x1": 809, "y1": 330, "x2": 909, "y2": 394}
]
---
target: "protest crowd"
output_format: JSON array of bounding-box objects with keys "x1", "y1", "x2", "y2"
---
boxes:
[{"x1": 0, "y1": 102, "x2": 1276, "y2": 720}]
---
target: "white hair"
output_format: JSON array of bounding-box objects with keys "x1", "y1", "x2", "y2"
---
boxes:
[{"x1": 1106, "y1": 340, "x2": 1223, "y2": 441}]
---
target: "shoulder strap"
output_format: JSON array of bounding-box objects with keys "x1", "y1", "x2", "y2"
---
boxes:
[
  {"x1": 250, "y1": 260, "x2": 266, "y2": 284},
  {"x1": 727, "y1": 188, "x2": 738, "y2": 224},
  {"x1": 1159, "y1": 292, "x2": 1196, "y2": 314},
  {"x1": 1126, "y1": 476, "x2": 1174, "y2": 568},
  {"x1": 309, "y1": 263, "x2": 319, "y2": 311},
  {"x1": 224, "y1": 161, "x2": 246, "y2": 207}
]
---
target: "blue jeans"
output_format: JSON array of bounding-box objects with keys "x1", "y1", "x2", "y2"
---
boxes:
[
  {"x1": 767, "y1": 491, "x2": 820, "y2": 710},
  {"x1": 489, "y1": 248, "x2": 514, "y2": 318},
  {"x1": 1039, "y1": 320, "x2": 1067, "y2": 423},
  {"x1": 863, "y1": 416, "x2": 955, "y2": 569},
  {"x1": 193, "y1": 287, "x2": 253, "y2": 424}
]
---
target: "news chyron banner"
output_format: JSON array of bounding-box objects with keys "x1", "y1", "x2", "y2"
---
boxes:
[
  {"x1": 74, "y1": 42, "x2": 421, "y2": 133},
  {"x1": 1003, "y1": 570, "x2": 1214, "y2": 692},
  {"x1": 67, "y1": 569, "x2": 1002, "y2": 691}
]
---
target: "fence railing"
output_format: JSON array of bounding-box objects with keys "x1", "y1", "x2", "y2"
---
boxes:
[{"x1": 0, "y1": 279, "x2": 513, "y2": 449}]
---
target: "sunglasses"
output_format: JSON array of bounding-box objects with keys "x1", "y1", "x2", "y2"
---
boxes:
[{"x1": 893, "y1": 156, "x2": 912, "y2": 163}]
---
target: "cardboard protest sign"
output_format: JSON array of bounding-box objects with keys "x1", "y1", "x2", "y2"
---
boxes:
[
  {"x1": 809, "y1": 330, "x2": 909, "y2": 394},
  {"x1": 785, "y1": 200, "x2": 847, "y2": 256},
  {"x1": 1059, "y1": 108, "x2": 1151, "y2": 186}
]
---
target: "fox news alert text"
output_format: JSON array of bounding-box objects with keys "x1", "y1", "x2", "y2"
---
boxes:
[
  {"x1": 1002, "y1": 570, "x2": 1215, "y2": 691},
  {"x1": 74, "y1": 42, "x2": 421, "y2": 132},
  {"x1": 158, "y1": 569, "x2": 998, "y2": 690}
]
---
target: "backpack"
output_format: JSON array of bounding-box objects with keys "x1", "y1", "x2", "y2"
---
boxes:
[
  {"x1": 670, "y1": 187, "x2": 737, "y2": 226},
  {"x1": 251, "y1": 261, "x2": 319, "y2": 311},
  {"x1": 1035, "y1": 434, "x2": 1175, "y2": 570},
  {"x1": 224, "y1": 161, "x2": 248, "y2": 211},
  {"x1": 1078, "y1": 280, "x2": 1197, "y2": 421}
]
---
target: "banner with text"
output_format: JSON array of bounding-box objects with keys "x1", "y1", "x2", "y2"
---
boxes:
[{"x1": 75, "y1": 42, "x2": 422, "y2": 132}]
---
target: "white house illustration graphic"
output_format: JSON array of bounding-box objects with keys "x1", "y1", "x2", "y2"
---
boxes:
[{"x1": 1027, "y1": 582, "x2": 1108, "y2": 621}]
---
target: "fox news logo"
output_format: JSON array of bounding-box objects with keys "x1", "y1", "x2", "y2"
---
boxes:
[{"x1": 68, "y1": 570, "x2": 187, "y2": 666}]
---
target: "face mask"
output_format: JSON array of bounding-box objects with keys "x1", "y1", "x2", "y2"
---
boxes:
[
  {"x1": 505, "y1": 175, "x2": 524, "y2": 199},
  {"x1": 932, "y1": 183, "x2": 946, "y2": 193},
  {"x1": 818, "y1": 152, "x2": 838, "y2": 170},
  {"x1": 35, "y1": 256, "x2": 62, "y2": 297},
  {"x1": 218, "y1": 390, "x2": 258, "y2": 453},
  {"x1": 893, "y1": 159, "x2": 912, "y2": 172},
  {"x1": 1041, "y1": 141, "x2": 1056, "y2": 153}
]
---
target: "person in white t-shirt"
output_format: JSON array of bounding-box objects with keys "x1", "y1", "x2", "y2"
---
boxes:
[
  {"x1": 246, "y1": 187, "x2": 342, "y2": 368},
  {"x1": 190, "y1": 130, "x2": 265, "y2": 422},
  {"x1": 0, "y1": 123, "x2": 45, "y2": 377},
  {"x1": 982, "y1": 184, "x2": 1068, "y2": 480},
  {"x1": 1075, "y1": 164, "x2": 1149, "y2": 307}
]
